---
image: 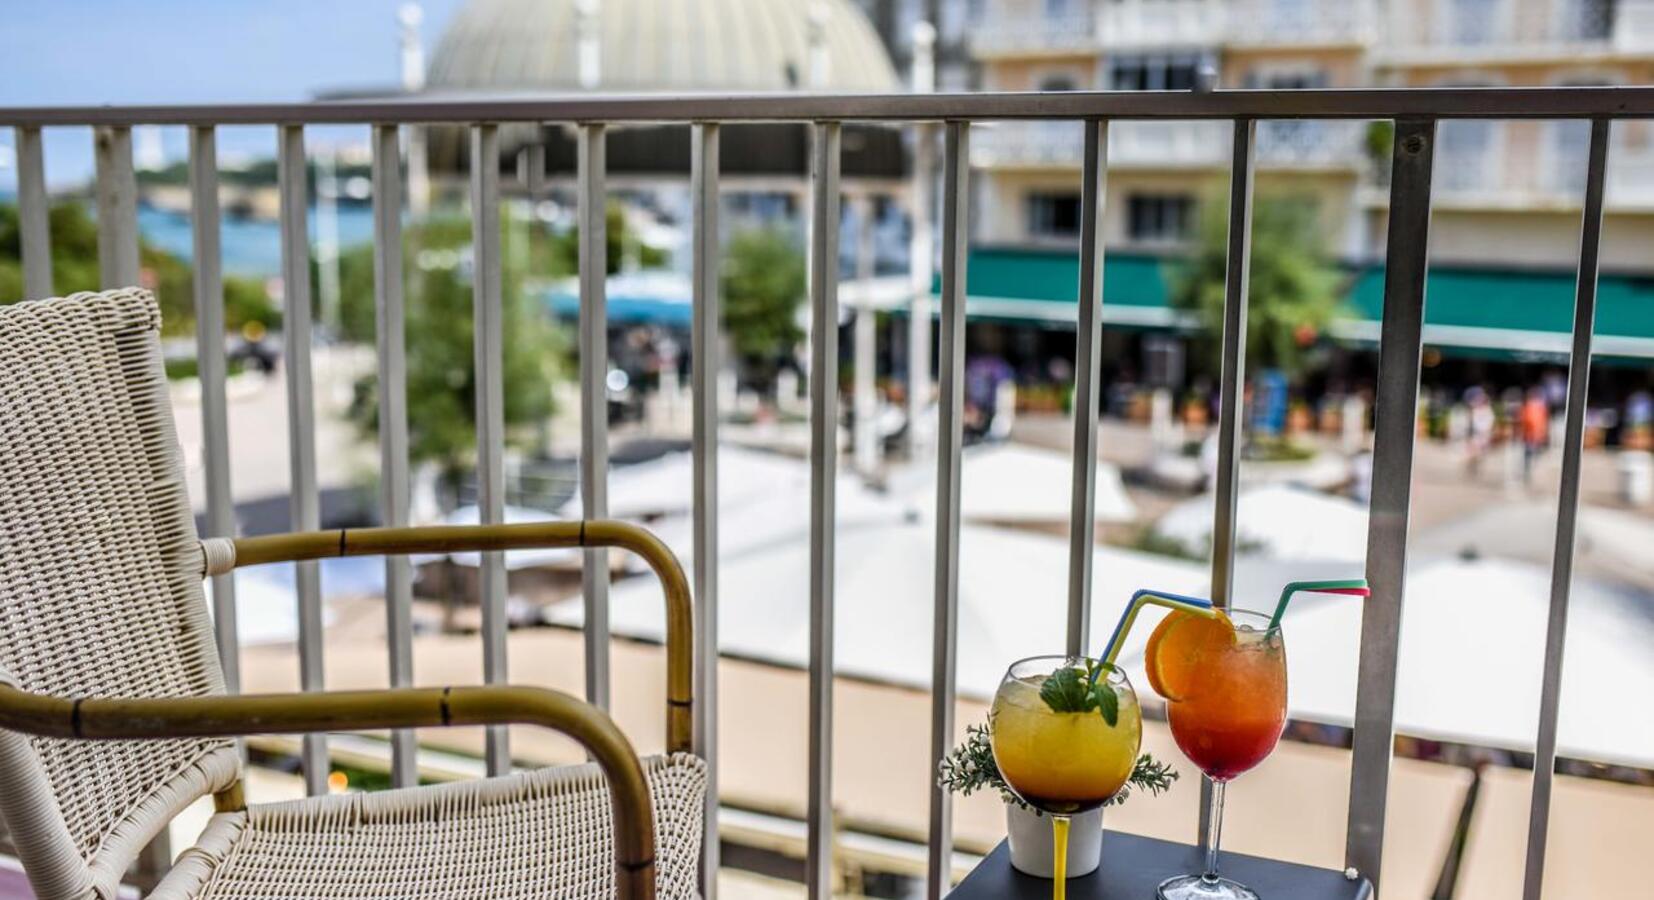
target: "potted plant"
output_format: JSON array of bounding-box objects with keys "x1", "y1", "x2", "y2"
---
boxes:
[{"x1": 938, "y1": 722, "x2": 1178, "y2": 878}]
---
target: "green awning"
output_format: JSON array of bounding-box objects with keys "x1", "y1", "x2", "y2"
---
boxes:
[
  {"x1": 1343, "y1": 265, "x2": 1654, "y2": 360},
  {"x1": 931, "y1": 246, "x2": 1185, "y2": 328},
  {"x1": 934, "y1": 246, "x2": 1654, "y2": 359}
]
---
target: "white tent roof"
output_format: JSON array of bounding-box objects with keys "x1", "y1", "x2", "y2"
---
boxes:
[
  {"x1": 205, "y1": 568, "x2": 332, "y2": 646},
  {"x1": 1155, "y1": 484, "x2": 1370, "y2": 562},
  {"x1": 931, "y1": 442, "x2": 1136, "y2": 525},
  {"x1": 419, "y1": 504, "x2": 582, "y2": 570},
  {"x1": 586, "y1": 441, "x2": 1135, "y2": 530},
  {"x1": 550, "y1": 518, "x2": 1208, "y2": 697}
]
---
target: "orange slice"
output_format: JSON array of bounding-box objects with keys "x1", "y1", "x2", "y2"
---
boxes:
[{"x1": 1145, "y1": 608, "x2": 1235, "y2": 701}]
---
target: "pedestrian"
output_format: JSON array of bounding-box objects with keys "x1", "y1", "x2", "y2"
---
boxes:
[
  {"x1": 1521, "y1": 387, "x2": 1549, "y2": 485},
  {"x1": 1465, "y1": 386, "x2": 1494, "y2": 478}
]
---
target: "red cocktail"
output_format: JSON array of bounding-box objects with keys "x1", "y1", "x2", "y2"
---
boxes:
[{"x1": 1147, "y1": 608, "x2": 1287, "y2": 900}]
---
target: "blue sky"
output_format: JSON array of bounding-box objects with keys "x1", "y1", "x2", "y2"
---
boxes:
[{"x1": 0, "y1": 0, "x2": 465, "y2": 188}]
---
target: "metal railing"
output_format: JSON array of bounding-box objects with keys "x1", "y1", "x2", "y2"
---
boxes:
[
  {"x1": 1382, "y1": 0, "x2": 1654, "y2": 57},
  {"x1": 971, "y1": 119, "x2": 1367, "y2": 169},
  {"x1": 2, "y1": 84, "x2": 1646, "y2": 900}
]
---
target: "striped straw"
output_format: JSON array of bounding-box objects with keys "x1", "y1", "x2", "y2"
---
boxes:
[
  {"x1": 1268, "y1": 578, "x2": 1370, "y2": 632},
  {"x1": 1100, "y1": 588, "x2": 1218, "y2": 668}
]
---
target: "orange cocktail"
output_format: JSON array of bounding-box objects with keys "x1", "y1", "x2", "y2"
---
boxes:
[{"x1": 1164, "y1": 611, "x2": 1286, "y2": 781}]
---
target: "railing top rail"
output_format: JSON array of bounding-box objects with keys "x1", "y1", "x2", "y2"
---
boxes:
[{"x1": 4, "y1": 86, "x2": 1654, "y2": 127}]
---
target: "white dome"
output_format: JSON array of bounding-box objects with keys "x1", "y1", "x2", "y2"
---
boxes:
[{"x1": 428, "y1": 0, "x2": 899, "y2": 94}]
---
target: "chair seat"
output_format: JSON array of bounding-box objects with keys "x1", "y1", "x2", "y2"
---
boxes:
[{"x1": 150, "y1": 753, "x2": 706, "y2": 900}]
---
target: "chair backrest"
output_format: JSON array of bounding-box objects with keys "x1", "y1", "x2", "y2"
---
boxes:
[{"x1": 0, "y1": 290, "x2": 239, "y2": 899}]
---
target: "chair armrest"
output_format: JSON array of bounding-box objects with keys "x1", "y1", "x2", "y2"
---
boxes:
[
  {"x1": 205, "y1": 520, "x2": 694, "y2": 755},
  {"x1": 0, "y1": 682, "x2": 660, "y2": 900}
]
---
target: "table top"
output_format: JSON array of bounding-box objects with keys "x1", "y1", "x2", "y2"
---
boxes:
[{"x1": 950, "y1": 833, "x2": 1374, "y2": 900}]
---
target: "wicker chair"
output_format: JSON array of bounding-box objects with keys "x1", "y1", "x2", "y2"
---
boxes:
[{"x1": 0, "y1": 289, "x2": 704, "y2": 900}]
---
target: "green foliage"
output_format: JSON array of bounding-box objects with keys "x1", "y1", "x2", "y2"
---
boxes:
[
  {"x1": 937, "y1": 722, "x2": 1180, "y2": 811},
  {"x1": 722, "y1": 228, "x2": 805, "y2": 385},
  {"x1": 342, "y1": 215, "x2": 567, "y2": 479},
  {"x1": 1170, "y1": 194, "x2": 1340, "y2": 378},
  {"x1": 549, "y1": 203, "x2": 666, "y2": 277},
  {"x1": 0, "y1": 201, "x2": 277, "y2": 338},
  {"x1": 1038, "y1": 661, "x2": 1120, "y2": 725}
]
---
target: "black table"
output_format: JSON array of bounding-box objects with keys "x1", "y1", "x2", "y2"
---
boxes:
[{"x1": 950, "y1": 834, "x2": 1373, "y2": 900}]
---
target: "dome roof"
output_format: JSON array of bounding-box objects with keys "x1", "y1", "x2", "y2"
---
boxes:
[{"x1": 427, "y1": 0, "x2": 899, "y2": 94}]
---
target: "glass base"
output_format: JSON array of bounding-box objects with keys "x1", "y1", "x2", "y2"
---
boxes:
[{"x1": 1156, "y1": 874, "x2": 1261, "y2": 900}]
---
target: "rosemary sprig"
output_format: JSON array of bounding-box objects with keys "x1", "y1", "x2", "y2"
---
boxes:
[{"x1": 937, "y1": 722, "x2": 1180, "y2": 812}]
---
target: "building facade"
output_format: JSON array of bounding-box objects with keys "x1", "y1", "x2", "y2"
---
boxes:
[{"x1": 968, "y1": 0, "x2": 1654, "y2": 272}]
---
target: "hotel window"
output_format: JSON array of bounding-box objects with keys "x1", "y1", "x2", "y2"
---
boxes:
[
  {"x1": 1027, "y1": 191, "x2": 1083, "y2": 239},
  {"x1": 1126, "y1": 194, "x2": 1194, "y2": 243},
  {"x1": 1107, "y1": 53, "x2": 1203, "y2": 91}
]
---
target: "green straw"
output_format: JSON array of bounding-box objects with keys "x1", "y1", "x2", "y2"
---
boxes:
[
  {"x1": 1100, "y1": 589, "x2": 1219, "y2": 668},
  {"x1": 1268, "y1": 579, "x2": 1371, "y2": 632}
]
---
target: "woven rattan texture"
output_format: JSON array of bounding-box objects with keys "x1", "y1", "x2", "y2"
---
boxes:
[
  {"x1": 156, "y1": 753, "x2": 707, "y2": 900},
  {"x1": 0, "y1": 291, "x2": 235, "y2": 859}
]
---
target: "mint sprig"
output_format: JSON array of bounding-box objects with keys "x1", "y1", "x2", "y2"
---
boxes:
[{"x1": 1038, "y1": 660, "x2": 1120, "y2": 726}]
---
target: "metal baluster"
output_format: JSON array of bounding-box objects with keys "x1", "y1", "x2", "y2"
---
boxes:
[
  {"x1": 806, "y1": 120, "x2": 842, "y2": 900},
  {"x1": 94, "y1": 126, "x2": 139, "y2": 288},
  {"x1": 374, "y1": 123, "x2": 417, "y2": 787},
  {"x1": 1346, "y1": 118, "x2": 1436, "y2": 890},
  {"x1": 470, "y1": 123, "x2": 510, "y2": 775},
  {"x1": 1522, "y1": 117, "x2": 1610, "y2": 900},
  {"x1": 15, "y1": 126, "x2": 52, "y2": 299},
  {"x1": 690, "y1": 121, "x2": 722, "y2": 898},
  {"x1": 1065, "y1": 120, "x2": 1108, "y2": 659},
  {"x1": 277, "y1": 124, "x2": 328, "y2": 795},
  {"x1": 1200, "y1": 118, "x2": 1257, "y2": 846},
  {"x1": 925, "y1": 120, "x2": 969, "y2": 900},
  {"x1": 578, "y1": 123, "x2": 612, "y2": 713},
  {"x1": 908, "y1": 123, "x2": 937, "y2": 457},
  {"x1": 189, "y1": 126, "x2": 238, "y2": 690}
]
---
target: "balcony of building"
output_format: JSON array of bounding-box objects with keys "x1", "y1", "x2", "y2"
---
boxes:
[
  {"x1": 969, "y1": 0, "x2": 1377, "y2": 58},
  {"x1": 968, "y1": 0, "x2": 1101, "y2": 58},
  {"x1": 972, "y1": 119, "x2": 1370, "y2": 171},
  {"x1": 1379, "y1": 0, "x2": 1654, "y2": 64}
]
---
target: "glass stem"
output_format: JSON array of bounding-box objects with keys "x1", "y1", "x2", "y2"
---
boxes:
[
  {"x1": 1203, "y1": 779, "x2": 1226, "y2": 884},
  {"x1": 1052, "y1": 814, "x2": 1070, "y2": 900}
]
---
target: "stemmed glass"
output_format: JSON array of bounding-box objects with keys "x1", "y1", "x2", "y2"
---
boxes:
[
  {"x1": 990, "y1": 656, "x2": 1142, "y2": 900},
  {"x1": 1150, "y1": 609, "x2": 1287, "y2": 900}
]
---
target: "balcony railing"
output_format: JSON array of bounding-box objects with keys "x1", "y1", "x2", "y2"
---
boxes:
[
  {"x1": 968, "y1": 7, "x2": 1098, "y2": 56},
  {"x1": 1224, "y1": 0, "x2": 1377, "y2": 47},
  {"x1": 1383, "y1": 0, "x2": 1654, "y2": 58},
  {"x1": 972, "y1": 0, "x2": 1373, "y2": 53},
  {"x1": 1095, "y1": 0, "x2": 1220, "y2": 48},
  {"x1": 972, "y1": 119, "x2": 1369, "y2": 170},
  {"x1": 0, "y1": 85, "x2": 1643, "y2": 900}
]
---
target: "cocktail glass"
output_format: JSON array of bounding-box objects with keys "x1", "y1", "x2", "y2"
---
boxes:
[
  {"x1": 1153, "y1": 609, "x2": 1287, "y2": 900},
  {"x1": 991, "y1": 656, "x2": 1142, "y2": 900}
]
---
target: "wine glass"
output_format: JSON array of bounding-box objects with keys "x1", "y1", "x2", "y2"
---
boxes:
[
  {"x1": 990, "y1": 656, "x2": 1142, "y2": 900},
  {"x1": 1151, "y1": 609, "x2": 1287, "y2": 900}
]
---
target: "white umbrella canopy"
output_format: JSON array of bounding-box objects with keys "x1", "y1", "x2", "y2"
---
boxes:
[
  {"x1": 205, "y1": 567, "x2": 335, "y2": 646},
  {"x1": 417, "y1": 504, "x2": 581, "y2": 570},
  {"x1": 1154, "y1": 483, "x2": 1370, "y2": 562},
  {"x1": 566, "y1": 443, "x2": 903, "y2": 527},
  {"x1": 556, "y1": 518, "x2": 1207, "y2": 699},
  {"x1": 914, "y1": 442, "x2": 1138, "y2": 525}
]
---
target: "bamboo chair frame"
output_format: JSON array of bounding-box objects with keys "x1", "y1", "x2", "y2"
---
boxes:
[{"x1": 0, "y1": 519, "x2": 693, "y2": 900}]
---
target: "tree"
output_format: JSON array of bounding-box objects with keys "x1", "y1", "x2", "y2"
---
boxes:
[
  {"x1": 1, "y1": 201, "x2": 277, "y2": 337},
  {"x1": 721, "y1": 228, "x2": 806, "y2": 395},
  {"x1": 1170, "y1": 193, "x2": 1340, "y2": 380},
  {"x1": 344, "y1": 216, "x2": 567, "y2": 492}
]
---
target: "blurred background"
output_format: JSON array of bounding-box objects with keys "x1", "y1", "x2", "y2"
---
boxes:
[{"x1": 2, "y1": 1, "x2": 1652, "y2": 897}]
